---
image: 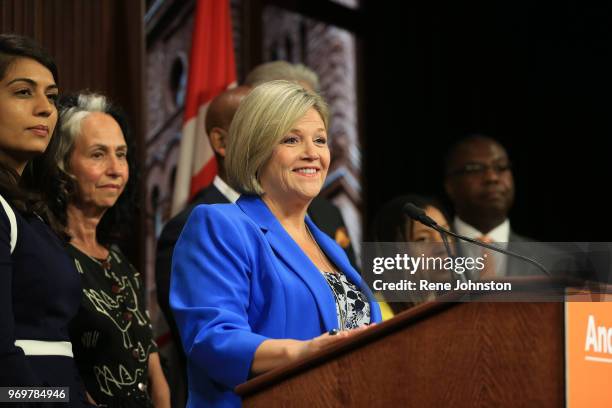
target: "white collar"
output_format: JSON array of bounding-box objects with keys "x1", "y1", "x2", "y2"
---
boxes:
[
  {"x1": 213, "y1": 175, "x2": 240, "y2": 203},
  {"x1": 453, "y1": 216, "x2": 510, "y2": 243}
]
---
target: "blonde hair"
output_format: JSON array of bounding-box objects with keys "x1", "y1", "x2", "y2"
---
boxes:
[
  {"x1": 225, "y1": 80, "x2": 328, "y2": 195},
  {"x1": 244, "y1": 61, "x2": 320, "y2": 92}
]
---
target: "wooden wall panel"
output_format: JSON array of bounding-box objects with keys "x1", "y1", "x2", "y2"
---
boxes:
[{"x1": 0, "y1": 0, "x2": 145, "y2": 270}]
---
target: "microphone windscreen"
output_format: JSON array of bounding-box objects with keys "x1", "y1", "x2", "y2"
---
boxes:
[
  {"x1": 403, "y1": 202, "x2": 426, "y2": 218},
  {"x1": 402, "y1": 202, "x2": 437, "y2": 227}
]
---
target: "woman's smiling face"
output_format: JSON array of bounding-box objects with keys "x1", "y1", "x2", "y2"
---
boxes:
[{"x1": 259, "y1": 107, "x2": 330, "y2": 205}]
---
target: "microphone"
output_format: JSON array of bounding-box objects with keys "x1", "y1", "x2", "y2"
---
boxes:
[
  {"x1": 403, "y1": 203, "x2": 438, "y2": 228},
  {"x1": 403, "y1": 203, "x2": 455, "y2": 260},
  {"x1": 402, "y1": 203, "x2": 552, "y2": 277}
]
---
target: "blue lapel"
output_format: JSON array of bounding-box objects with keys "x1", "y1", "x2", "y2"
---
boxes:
[
  {"x1": 236, "y1": 195, "x2": 338, "y2": 331},
  {"x1": 306, "y1": 217, "x2": 382, "y2": 323},
  {"x1": 236, "y1": 194, "x2": 381, "y2": 326}
]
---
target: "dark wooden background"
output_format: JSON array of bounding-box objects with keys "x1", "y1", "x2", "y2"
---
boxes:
[{"x1": 0, "y1": 0, "x2": 145, "y2": 268}]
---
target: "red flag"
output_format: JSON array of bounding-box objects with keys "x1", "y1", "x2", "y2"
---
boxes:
[{"x1": 171, "y1": 0, "x2": 236, "y2": 215}]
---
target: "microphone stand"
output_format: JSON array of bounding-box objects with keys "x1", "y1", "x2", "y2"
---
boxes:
[
  {"x1": 429, "y1": 223, "x2": 551, "y2": 277},
  {"x1": 436, "y1": 229, "x2": 469, "y2": 283},
  {"x1": 402, "y1": 202, "x2": 551, "y2": 277}
]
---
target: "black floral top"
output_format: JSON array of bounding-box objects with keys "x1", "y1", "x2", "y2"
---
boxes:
[
  {"x1": 67, "y1": 244, "x2": 157, "y2": 408},
  {"x1": 321, "y1": 271, "x2": 371, "y2": 329}
]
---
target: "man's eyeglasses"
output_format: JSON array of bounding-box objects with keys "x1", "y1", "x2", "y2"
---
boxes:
[{"x1": 447, "y1": 162, "x2": 512, "y2": 177}]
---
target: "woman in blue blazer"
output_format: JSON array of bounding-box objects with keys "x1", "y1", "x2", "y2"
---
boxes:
[{"x1": 171, "y1": 81, "x2": 381, "y2": 407}]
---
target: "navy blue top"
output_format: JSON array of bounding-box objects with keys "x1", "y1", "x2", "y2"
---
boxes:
[{"x1": 0, "y1": 201, "x2": 85, "y2": 402}]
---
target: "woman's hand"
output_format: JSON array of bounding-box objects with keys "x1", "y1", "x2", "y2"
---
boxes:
[
  {"x1": 290, "y1": 325, "x2": 372, "y2": 361},
  {"x1": 85, "y1": 391, "x2": 97, "y2": 406},
  {"x1": 148, "y1": 352, "x2": 171, "y2": 408},
  {"x1": 251, "y1": 324, "x2": 374, "y2": 375}
]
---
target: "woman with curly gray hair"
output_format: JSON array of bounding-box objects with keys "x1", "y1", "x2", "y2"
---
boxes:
[{"x1": 40, "y1": 92, "x2": 169, "y2": 407}]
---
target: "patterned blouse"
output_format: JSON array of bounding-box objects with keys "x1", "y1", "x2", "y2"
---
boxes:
[
  {"x1": 67, "y1": 244, "x2": 156, "y2": 408},
  {"x1": 321, "y1": 271, "x2": 371, "y2": 329}
]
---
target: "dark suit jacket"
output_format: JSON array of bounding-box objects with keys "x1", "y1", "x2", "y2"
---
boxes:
[
  {"x1": 308, "y1": 196, "x2": 358, "y2": 269},
  {"x1": 507, "y1": 231, "x2": 581, "y2": 278},
  {"x1": 155, "y1": 184, "x2": 229, "y2": 355},
  {"x1": 505, "y1": 231, "x2": 542, "y2": 276},
  {"x1": 454, "y1": 228, "x2": 573, "y2": 278},
  {"x1": 452, "y1": 225, "x2": 541, "y2": 277}
]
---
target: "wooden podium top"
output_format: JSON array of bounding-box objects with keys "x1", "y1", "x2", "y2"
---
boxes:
[
  {"x1": 236, "y1": 277, "x2": 603, "y2": 406},
  {"x1": 236, "y1": 299, "x2": 452, "y2": 397}
]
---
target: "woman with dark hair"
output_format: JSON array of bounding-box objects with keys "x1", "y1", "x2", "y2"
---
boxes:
[
  {"x1": 372, "y1": 194, "x2": 454, "y2": 313},
  {"x1": 373, "y1": 194, "x2": 451, "y2": 243},
  {"x1": 0, "y1": 34, "x2": 90, "y2": 406},
  {"x1": 40, "y1": 92, "x2": 170, "y2": 407}
]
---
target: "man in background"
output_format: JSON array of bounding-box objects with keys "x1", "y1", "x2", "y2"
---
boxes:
[
  {"x1": 444, "y1": 134, "x2": 534, "y2": 277},
  {"x1": 155, "y1": 86, "x2": 250, "y2": 407}
]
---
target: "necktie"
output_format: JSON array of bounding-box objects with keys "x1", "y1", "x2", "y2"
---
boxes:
[{"x1": 477, "y1": 235, "x2": 496, "y2": 279}]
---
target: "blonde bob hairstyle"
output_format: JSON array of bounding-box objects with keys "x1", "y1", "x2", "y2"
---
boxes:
[{"x1": 225, "y1": 80, "x2": 329, "y2": 195}]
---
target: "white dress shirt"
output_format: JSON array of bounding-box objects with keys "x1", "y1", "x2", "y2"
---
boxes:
[
  {"x1": 213, "y1": 175, "x2": 240, "y2": 203},
  {"x1": 453, "y1": 217, "x2": 511, "y2": 277}
]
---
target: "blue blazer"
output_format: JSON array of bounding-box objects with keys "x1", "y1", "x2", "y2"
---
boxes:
[{"x1": 170, "y1": 195, "x2": 381, "y2": 408}]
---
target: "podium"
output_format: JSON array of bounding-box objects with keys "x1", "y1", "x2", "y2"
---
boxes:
[{"x1": 236, "y1": 300, "x2": 566, "y2": 407}]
